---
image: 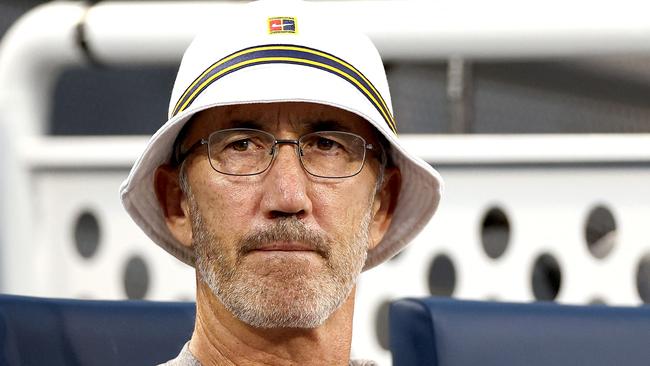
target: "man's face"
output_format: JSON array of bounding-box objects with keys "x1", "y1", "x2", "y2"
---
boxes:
[{"x1": 178, "y1": 102, "x2": 385, "y2": 328}]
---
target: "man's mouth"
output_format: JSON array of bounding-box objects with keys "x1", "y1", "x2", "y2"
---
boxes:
[
  {"x1": 237, "y1": 219, "x2": 332, "y2": 259},
  {"x1": 250, "y1": 241, "x2": 317, "y2": 252},
  {"x1": 244, "y1": 241, "x2": 330, "y2": 259}
]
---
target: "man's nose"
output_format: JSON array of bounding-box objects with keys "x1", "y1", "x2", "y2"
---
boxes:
[{"x1": 260, "y1": 143, "x2": 312, "y2": 219}]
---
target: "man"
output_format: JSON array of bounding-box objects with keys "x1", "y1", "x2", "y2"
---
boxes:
[{"x1": 120, "y1": 1, "x2": 442, "y2": 365}]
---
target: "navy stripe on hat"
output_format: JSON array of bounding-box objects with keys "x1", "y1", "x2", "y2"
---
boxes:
[{"x1": 172, "y1": 44, "x2": 396, "y2": 134}]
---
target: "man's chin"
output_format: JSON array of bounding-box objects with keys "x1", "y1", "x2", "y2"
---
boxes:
[
  {"x1": 241, "y1": 250, "x2": 327, "y2": 277},
  {"x1": 202, "y1": 263, "x2": 344, "y2": 329},
  {"x1": 218, "y1": 277, "x2": 337, "y2": 329}
]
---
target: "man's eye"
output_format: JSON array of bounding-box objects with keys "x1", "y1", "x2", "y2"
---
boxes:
[
  {"x1": 316, "y1": 138, "x2": 338, "y2": 151},
  {"x1": 229, "y1": 139, "x2": 250, "y2": 152}
]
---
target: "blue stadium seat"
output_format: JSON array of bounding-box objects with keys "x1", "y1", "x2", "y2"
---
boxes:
[
  {"x1": 0, "y1": 294, "x2": 195, "y2": 366},
  {"x1": 390, "y1": 297, "x2": 650, "y2": 366}
]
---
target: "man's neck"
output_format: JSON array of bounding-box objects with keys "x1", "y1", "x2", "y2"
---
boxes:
[{"x1": 189, "y1": 281, "x2": 356, "y2": 366}]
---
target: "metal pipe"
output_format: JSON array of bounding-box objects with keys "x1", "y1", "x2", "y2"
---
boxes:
[
  {"x1": 18, "y1": 134, "x2": 650, "y2": 169},
  {"x1": 0, "y1": 2, "x2": 87, "y2": 137},
  {"x1": 80, "y1": 0, "x2": 650, "y2": 65}
]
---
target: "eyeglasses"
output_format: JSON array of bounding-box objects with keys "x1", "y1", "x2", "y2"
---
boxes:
[{"x1": 176, "y1": 128, "x2": 378, "y2": 178}]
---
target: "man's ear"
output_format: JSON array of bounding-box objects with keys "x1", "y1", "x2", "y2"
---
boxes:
[
  {"x1": 154, "y1": 164, "x2": 193, "y2": 248},
  {"x1": 368, "y1": 167, "x2": 401, "y2": 250}
]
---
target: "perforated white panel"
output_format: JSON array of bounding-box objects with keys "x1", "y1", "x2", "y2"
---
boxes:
[
  {"x1": 353, "y1": 164, "x2": 650, "y2": 364},
  {"x1": 31, "y1": 169, "x2": 195, "y2": 301}
]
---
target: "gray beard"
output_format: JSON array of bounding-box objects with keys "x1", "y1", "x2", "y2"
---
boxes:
[{"x1": 189, "y1": 194, "x2": 372, "y2": 329}]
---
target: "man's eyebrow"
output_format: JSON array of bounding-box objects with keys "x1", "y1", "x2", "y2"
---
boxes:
[
  {"x1": 304, "y1": 120, "x2": 348, "y2": 133},
  {"x1": 224, "y1": 119, "x2": 264, "y2": 130},
  {"x1": 222, "y1": 119, "x2": 350, "y2": 133}
]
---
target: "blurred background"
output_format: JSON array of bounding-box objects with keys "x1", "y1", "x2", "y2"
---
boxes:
[{"x1": 1, "y1": 0, "x2": 649, "y2": 364}]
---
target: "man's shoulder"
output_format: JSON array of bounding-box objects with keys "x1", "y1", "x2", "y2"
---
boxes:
[
  {"x1": 158, "y1": 342, "x2": 201, "y2": 366},
  {"x1": 159, "y1": 341, "x2": 377, "y2": 366},
  {"x1": 350, "y1": 360, "x2": 378, "y2": 366}
]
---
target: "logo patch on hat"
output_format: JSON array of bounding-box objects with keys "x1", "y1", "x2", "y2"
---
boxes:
[{"x1": 268, "y1": 17, "x2": 297, "y2": 34}]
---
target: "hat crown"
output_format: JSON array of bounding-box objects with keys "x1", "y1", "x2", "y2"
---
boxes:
[{"x1": 168, "y1": 0, "x2": 392, "y2": 121}]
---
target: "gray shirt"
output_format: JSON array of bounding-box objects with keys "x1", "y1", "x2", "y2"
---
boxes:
[{"x1": 159, "y1": 342, "x2": 377, "y2": 366}]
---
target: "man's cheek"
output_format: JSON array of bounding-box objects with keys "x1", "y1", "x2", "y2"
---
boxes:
[
  {"x1": 315, "y1": 187, "x2": 368, "y2": 222},
  {"x1": 201, "y1": 184, "x2": 255, "y2": 219},
  {"x1": 214, "y1": 180, "x2": 262, "y2": 215},
  {"x1": 310, "y1": 185, "x2": 343, "y2": 213}
]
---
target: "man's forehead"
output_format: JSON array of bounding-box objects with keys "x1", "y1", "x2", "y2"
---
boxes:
[{"x1": 188, "y1": 102, "x2": 376, "y2": 136}]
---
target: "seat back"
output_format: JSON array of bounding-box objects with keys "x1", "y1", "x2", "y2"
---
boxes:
[
  {"x1": 390, "y1": 297, "x2": 650, "y2": 366},
  {"x1": 0, "y1": 294, "x2": 195, "y2": 366}
]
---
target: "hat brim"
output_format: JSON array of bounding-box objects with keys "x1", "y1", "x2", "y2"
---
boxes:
[{"x1": 120, "y1": 63, "x2": 443, "y2": 270}]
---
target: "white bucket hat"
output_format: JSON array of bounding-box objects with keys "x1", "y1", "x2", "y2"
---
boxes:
[{"x1": 120, "y1": 0, "x2": 443, "y2": 271}]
